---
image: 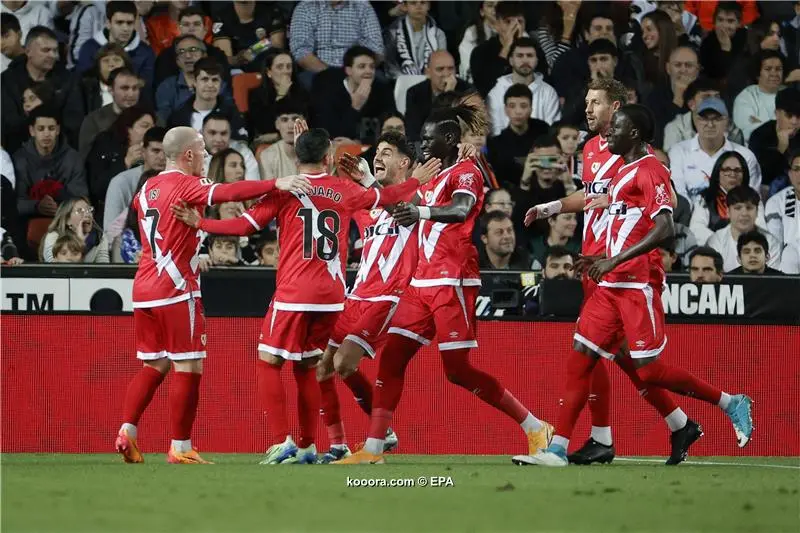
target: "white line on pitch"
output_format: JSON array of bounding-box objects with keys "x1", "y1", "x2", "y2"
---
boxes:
[{"x1": 615, "y1": 457, "x2": 800, "y2": 470}]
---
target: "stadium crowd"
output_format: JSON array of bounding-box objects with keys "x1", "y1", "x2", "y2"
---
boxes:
[{"x1": 0, "y1": 0, "x2": 798, "y2": 281}]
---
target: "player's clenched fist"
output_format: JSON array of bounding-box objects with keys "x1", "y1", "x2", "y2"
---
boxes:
[
  {"x1": 170, "y1": 201, "x2": 202, "y2": 228},
  {"x1": 524, "y1": 200, "x2": 562, "y2": 226},
  {"x1": 276, "y1": 174, "x2": 313, "y2": 194},
  {"x1": 411, "y1": 157, "x2": 442, "y2": 185}
]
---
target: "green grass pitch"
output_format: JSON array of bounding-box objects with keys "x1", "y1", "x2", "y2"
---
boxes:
[{"x1": 2, "y1": 454, "x2": 798, "y2": 533}]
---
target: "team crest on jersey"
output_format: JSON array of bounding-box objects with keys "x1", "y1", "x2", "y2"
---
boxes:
[
  {"x1": 148, "y1": 188, "x2": 159, "y2": 201},
  {"x1": 370, "y1": 208, "x2": 383, "y2": 219},
  {"x1": 458, "y1": 173, "x2": 475, "y2": 188},
  {"x1": 591, "y1": 162, "x2": 601, "y2": 174},
  {"x1": 587, "y1": 152, "x2": 594, "y2": 159},
  {"x1": 655, "y1": 184, "x2": 670, "y2": 205},
  {"x1": 200, "y1": 334, "x2": 207, "y2": 346},
  {"x1": 424, "y1": 191, "x2": 434, "y2": 203}
]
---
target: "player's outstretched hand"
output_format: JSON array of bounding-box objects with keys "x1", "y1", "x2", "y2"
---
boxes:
[
  {"x1": 171, "y1": 201, "x2": 201, "y2": 228},
  {"x1": 338, "y1": 152, "x2": 364, "y2": 181},
  {"x1": 575, "y1": 254, "x2": 604, "y2": 276},
  {"x1": 392, "y1": 202, "x2": 420, "y2": 226},
  {"x1": 457, "y1": 143, "x2": 477, "y2": 161},
  {"x1": 584, "y1": 194, "x2": 609, "y2": 211},
  {"x1": 523, "y1": 205, "x2": 547, "y2": 226},
  {"x1": 293, "y1": 118, "x2": 309, "y2": 144},
  {"x1": 411, "y1": 157, "x2": 441, "y2": 185},
  {"x1": 587, "y1": 257, "x2": 617, "y2": 282},
  {"x1": 276, "y1": 174, "x2": 313, "y2": 194}
]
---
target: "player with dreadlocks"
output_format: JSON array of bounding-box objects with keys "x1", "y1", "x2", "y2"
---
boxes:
[{"x1": 335, "y1": 99, "x2": 553, "y2": 464}]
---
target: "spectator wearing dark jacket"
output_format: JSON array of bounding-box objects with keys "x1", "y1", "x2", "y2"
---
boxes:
[
  {"x1": 469, "y1": 1, "x2": 527, "y2": 97},
  {"x1": 698, "y1": 2, "x2": 747, "y2": 81},
  {"x1": 311, "y1": 46, "x2": 395, "y2": 145},
  {"x1": 247, "y1": 49, "x2": 309, "y2": 142},
  {"x1": 1, "y1": 26, "x2": 74, "y2": 154},
  {"x1": 76, "y1": 1, "x2": 155, "y2": 91},
  {"x1": 748, "y1": 87, "x2": 800, "y2": 186},
  {"x1": 645, "y1": 45, "x2": 700, "y2": 148},
  {"x1": 14, "y1": 107, "x2": 88, "y2": 219}
]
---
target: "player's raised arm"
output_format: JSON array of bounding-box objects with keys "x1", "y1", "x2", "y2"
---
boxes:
[
  {"x1": 206, "y1": 175, "x2": 312, "y2": 205},
  {"x1": 171, "y1": 200, "x2": 273, "y2": 237}
]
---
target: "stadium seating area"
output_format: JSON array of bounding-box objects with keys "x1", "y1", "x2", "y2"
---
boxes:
[{"x1": 1, "y1": 0, "x2": 798, "y2": 275}]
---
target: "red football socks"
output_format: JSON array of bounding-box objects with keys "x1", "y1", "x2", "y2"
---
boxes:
[
  {"x1": 256, "y1": 359, "x2": 289, "y2": 443},
  {"x1": 343, "y1": 370, "x2": 373, "y2": 416},
  {"x1": 293, "y1": 363, "x2": 320, "y2": 449},
  {"x1": 615, "y1": 355, "x2": 679, "y2": 417},
  {"x1": 636, "y1": 359, "x2": 723, "y2": 405},
  {"x1": 588, "y1": 361, "x2": 611, "y2": 428},
  {"x1": 169, "y1": 371, "x2": 201, "y2": 441},
  {"x1": 122, "y1": 365, "x2": 166, "y2": 426},
  {"x1": 367, "y1": 335, "x2": 420, "y2": 439},
  {"x1": 554, "y1": 351, "x2": 598, "y2": 439},
  {"x1": 319, "y1": 376, "x2": 345, "y2": 446}
]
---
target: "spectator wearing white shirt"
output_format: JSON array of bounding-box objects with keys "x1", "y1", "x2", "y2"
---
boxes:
[
  {"x1": 201, "y1": 113, "x2": 260, "y2": 181},
  {"x1": 457, "y1": 1, "x2": 498, "y2": 83},
  {"x1": 764, "y1": 150, "x2": 800, "y2": 255},
  {"x1": 707, "y1": 185, "x2": 781, "y2": 272},
  {"x1": 487, "y1": 37, "x2": 559, "y2": 136},
  {"x1": 669, "y1": 96, "x2": 761, "y2": 205},
  {"x1": 0, "y1": 0, "x2": 54, "y2": 41},
  {"x1": 732, "y1": 50, "x2": 784, "y2": 143},
  {"x1": 689, "y1": 151, "x2": 767, "y2": 245},
  {"x1": 0, "y1": 13, "x2": 24, "y2": 73},
  {"x1": 259, "y1": 100, "x2": 305, "y2": 180}
]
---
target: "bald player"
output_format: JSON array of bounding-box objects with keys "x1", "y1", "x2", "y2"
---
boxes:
[{"x1": 115, "y1": 126, "x2": 312, "y2": 464}]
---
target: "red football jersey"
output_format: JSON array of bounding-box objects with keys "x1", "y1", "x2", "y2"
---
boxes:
[
  {"x1": 349, "y1": 199, "x2": 419, "y2": 302},
  {"x1": 581, "y1": 135, "x2": 625, "y2": 257},
  {"x1": 411, "y1": 160, "x2": 484, "y2": 288},
  {"x1": 132, "y1": 170, "x2": 219, "y2": 308},
  {"x1": 602, "y1": 154, "x2": 673, "y2": 286}
]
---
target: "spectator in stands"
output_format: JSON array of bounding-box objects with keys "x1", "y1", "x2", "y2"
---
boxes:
[
  {"x1": 208, "y1": 234, "x2": 243, "y2": 266},
  {"x1": 513, "y1": 134, "x2": 568, "y2": 241},
  {"x1": 685, "y1": 0, "x2": 758, "y2": 33},
  {"x1": 167, "y1": 57, "x2": 246, "y2": 138},
  {"x1": 405, "y1": 51, "x2": 469, "y2": 142},
  {"x1": 748, "y1": 87, "x2": 800, "y2": 186},
  {"x1": 551, "y1": 121, "x2": 581, "y2": 180},
  {"x1": 208, "y1": 148, "x2": 245, "y2": 185},
  {"x1": 248, "y1": 49, "x2": 309, "y2": 143},
  {"x1": 559, "y1": 38, "x2": 623, "y2": 125},
  {"x1": 51, "y1": 233, "x2": 84, "y2": 263},
  {"x1": 699, "y1": 2, "x2": 747, "y2": 81},
  {"x1": 484, "y1": 187, "x2": 515, "y2": 217},
  {"x1": 663, "y1": 77, "x2": 744, "y2": 152},
  {"x1": 645, "y1": 45, "x2": 700, "y2": 145},
  {"x1": 458, "y1": 0, "x2": 499, "y2": 82},
  {"x1": 487, "y1": 84, "x2": 549, "y2": 189},
  {"x1": 144, "y1": 0, "x2": 213, "y2": 56},
  {"x1": 66, "y1": 2, "x2": 104, "y2": 70},
  {"x1": 669, "y1": 96, "x2": 761, "y2": 205},
  {"x1": 383, "y1": 0, "x2": 447, "y2": 79},
  {"x1": 211, "y1": 0, "x2": 286, "y2": 72},
  {"x1": 533, "y1": 1, "x2": 579, "y2": 72},
  {"x1": 688, "y1": 246, "x2": 724, "y2": 282},
  {"x1": 256, "y1": 230, "x2": 279, "y2": 267},
  {"x1": 153, "y1": 7, "x2": 230, "y2": 91},
  {"x1": 1, "y1": 153, "x2": 24, "y2": 263},
  {"x1": 707, "y1": 185, "x2": 781, "y2": 271},
  {"x1": 542, "y1": 246, "x2": 576, "y2": 279},
  {"x1": 478, "y1": 210, "x2": 530, "y2": 270},
  {"x1": 470, "y1": 1, "x2": 528, "y2": 97},
  {"x1": 110, "y1": 169, "x2": 159, "y2": 264},
  {"x1": 0, "y1": 1, "x2": 54, "y2": 41},
  {"x1": 689, "y1": 150, "x2": 766, "y2": 244},
  {"x1": 530, "y1": 213, "x2": 580, "y2": 269},
  {"x1": 201, "y1": 113, "x2": 260, "y2": 181},
  {"x1": 41, "y1": 196, "x2": 109, "y2": 263},
  {"x1": 1, "y1": 26, "x2": 71, "y2": 154},
  {"x1": 14, "y1": 107, "x2": 87, "y2": 220},
  {"x1": 258, "y1": 99, "x2": 304, "y2": 180},
  {"x1": 638, "y1": 9, "x2": 678, "y2": 87},
  {"x1": 660, "y1": 240, "x2": 680, "y2": 272},
  {"x1": 765, "y1": 149, "x2": 800, "y2": 256},
  {"x1": 20, "y1": 79, "x2": 53, "y2": 117},
  {"x1": 733, "y1": 50, "x2": 785, "y2": 143},
  {"x1": 76, "y1": 1, "x2": 154, "y2": 90},
  {"x1": 728, "y1": 230, "x2": 782, "y2": 275},
  {"x1": 488, "y1": 37, "x2": 560, "y2": 136},
  {"x1": 311, "y1": 45, "x2": 395, "y2": 145},
  {"x1": 289, "y1": 0, "x2": 384, "y2": 83},
  {"x1": 643, "y1": 1, "x2": 703, "y2": 48},
  {"x1": 78, "y1": 66, "x2": 142, "y2": 161},
  {"x1": 1, "y1": 13, "x2": 24, "y2": 73},
  {"x1": 103, "y1": 127, "x2": 166, "y2": 234},
  {"x1": 86, "y1": 106, "x2": 155, "y2": 225}
]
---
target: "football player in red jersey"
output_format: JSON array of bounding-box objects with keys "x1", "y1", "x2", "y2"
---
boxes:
[
  {"x1": 336, "y1": 101, "x2": 553, "y2": 465},
  {"x1": 522, "y1": 105, "x2": 753, "y2": 467},
  {"x1": 171, "y1": 125, "x2": 437, "y2": 464},
  {"x1": 116, "y1": 126, "x2": 312, "y2": 464},
  {"x1": 517, "y1": 78, "x2": 700, "y2": 466}
]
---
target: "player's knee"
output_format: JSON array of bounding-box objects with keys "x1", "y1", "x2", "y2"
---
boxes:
[{"x1": 333, "y1": 353, "x2": 360, "y2": 378}]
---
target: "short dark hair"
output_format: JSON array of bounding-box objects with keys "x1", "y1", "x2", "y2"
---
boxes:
[
  {"x1": 203, "y1": 112, "x2": 231, "y2": 129},
  {"x1": 178, "y1": 6, "x2": 206, "y2": 22},
  {"x1": 725, "y1": 185, "x2": 760, "y2": 207},
  {"x1": 108, "y1": 66, "x2": 139, "y2": 87},
  {"x1": 28, "y1": 106, "x2": 60, "y2": 127},
  {"x1": 295, "y1": 128, "x2": 331, "y2": 164},
  {"x1": 737, "y1": 230, "x2": 768, "y2": 257},
  {"x1": 480, "y1": 210, "x2": 513, "y2": 235},
  {"x1": 546, "y1": 245, "x2": 575, "y2": 262},
  {"x1": 659, "y1": 238, "x2": 677, "y2": 254},
  {"x1": 106, "y1": 1, "x2": 137, "y2": 20},
  {"x1": 690, "y1": 246, "x2": 724, "y2": 273},
  {"x1": 549, "y1": 120, "x2": 580, "y2": 136},
  {"x1": 508, "y1": 37, "x2": 537, "y2": 58},
  {"x1": 0, "y1": 13, "x2": 21, "y2": 36},
  {"x1": 143, "y1": 126, "x2": 166, "y2": 147},
  {"x1": 173, "y1": 34, "x2": 205, "y2": 51},
  {"x1": 587, "y1": 38, "x2": 618, "y2": 58},
  {"x1": 208, "y1": 234, "x2": 239, "y2": 246},
  {"x1": 714, "y1": 1, "x2": 743, "y2": 21},
  {"x1": 343, "y1": 45, "x2": 375, "y2": 68},
  {"x1": 532, "y1": 134, "x2": 561, "y2": 151},
  {"x1": 380, "y1": 110, "x2": 405, "y2": 125},
  {"x1": 684, "y1": 77, "x2": 719, "y2": 104},
  {"x1": 776, "y1": 87, "x2": 800, "y2": 115},
  {"x1": 586, "y1": 78, "x2": 627, "y2": 106},
  {"x1": 504, "y1": 83, "x2": 532, "y2": 104},
  {"x1": 255, "y1": 230, "x2": 278, "y2": 253},
  {"x1": 495, "y1": 1, "x2": 525, "y2": 20},
  {"x1": 376, "y1": 131, "x2": 414, "y2": 160},
  {"x1": 194, "y1": 57, "x2": 223, "y2": 78},
  {"x1": 619, "y1": 103, "x2": 656, "y2": 144},
  {"x1": 24, "y1": 25, "x2": 57, "y2": 47},
  {"x1": 25, "y1": 80, "x2": 55, "y2": 106},
  {"x1": 273, "y1": 97, "x2": 306, "y2": 119},
  {"x1": 752, "y1": 49, "x2": 786, "y2": 80}
]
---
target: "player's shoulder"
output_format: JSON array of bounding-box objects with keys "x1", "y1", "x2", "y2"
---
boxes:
[{"x1": 447, "y1": 159, "x2": 481, "y2": 188}]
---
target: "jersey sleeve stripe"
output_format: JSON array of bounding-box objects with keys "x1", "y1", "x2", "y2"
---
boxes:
[
  {"x1": 453, "y1": 189, "x2": 477, "y2": 201},
  {"x1": 243, "y1": 212, "x2": 261, "y2": 230},
  {"x1": 207, "y1": 183, "x2": 220, "y2": 206},
  {"x1": 649, "y1": 205, "x2": 673, "y2": 219}
]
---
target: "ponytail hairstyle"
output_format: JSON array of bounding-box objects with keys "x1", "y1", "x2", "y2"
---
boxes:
[{"x1": 426, "y1": 90, "x2": 490, "y2": 142}]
